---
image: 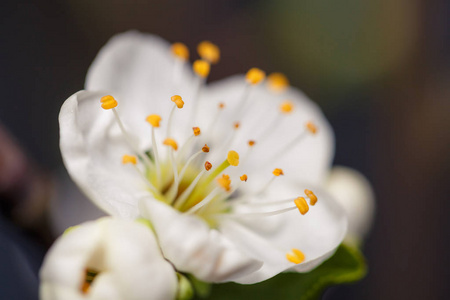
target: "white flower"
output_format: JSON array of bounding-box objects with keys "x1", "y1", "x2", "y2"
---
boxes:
[
  {"x1": 326, "y1": 166, "x2": 375, "y2": 243},
  {"x1": 59, "y1": 31, "x2": 347, "y2": 284},
  {"x1": 39, "y1": 218, "x2": 178, "y2": 300}
]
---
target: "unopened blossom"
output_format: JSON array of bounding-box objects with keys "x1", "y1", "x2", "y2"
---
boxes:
[
  {"x1": 326, "y1": 166, "x2": 375, "y2": 243},
  {"x1": 59, "y1": 31, "x2": 347, "y2": 284},
  {"x1": 40, "y1": 218, "x2": 177, "y2": 300}
]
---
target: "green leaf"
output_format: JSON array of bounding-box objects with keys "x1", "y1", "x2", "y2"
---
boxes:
[{"x1": 194, "y1": 243, "x2": 366, "y2": 300}]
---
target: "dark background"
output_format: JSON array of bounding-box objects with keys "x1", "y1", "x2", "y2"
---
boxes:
[{"x1": 1, "y1": 0, "x2": 449, "y2": 299}]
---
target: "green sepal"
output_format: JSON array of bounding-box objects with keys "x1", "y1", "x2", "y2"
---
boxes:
[
  {"x1": 195, "y1": 243, "x2": 366, "y2": 300},
  {"x1": 176, "y1": 273, "x2": 194, "y2": 300},
  {"x1": 188, "y1": 274, "x2": 211, "y2": 298}
]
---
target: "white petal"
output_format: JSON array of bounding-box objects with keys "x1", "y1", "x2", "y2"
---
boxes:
[
  {"x1": 40, "y1": 218, "x2": 177, "y2": 300},
  {"x1": 85, "y1": 31, "x2": 198, "y2": 151},
  {"x1": 195, "y1": 75, "x2": 334, "y2": 185},
  {"x1": 139, "y1": 198, "x2": 263, "y2": 283},
  {"x1": 60, "y1": 90, "x2": 151, "y2": 218},
  {"x1": 326, "y1": 166, "x2": 375, "y2": 241},
  {"x1": 218, "y1": 180, "x2": 347, "y2": 284}
]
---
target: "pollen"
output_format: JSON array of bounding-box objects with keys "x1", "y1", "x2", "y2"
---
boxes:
[
  {"x1": 227, "y1": 150, "x2": 240, "y2": 166},
  {"x1": 171, "y1": 42, "x2": 189, "y2": 61},
  {"x1": 248, "y1": 140, "x2": 256, "y2": 147},
  {"x1": 202, "y1": 144, "x2": 210, "y2": 152},
  {"x1": 233, "y1": 122, "x2": 240, "y2": 129},
  {"x1": 171, "y1": 95, "x2": 184, "y2": 108},
  {"x1": 193, "y1": 127, "x2": 201, "y2": 136},
  {"x1": 193, "y1": 59, "x2": 211, "y2": 78},
  {"x1": 294, "y1": 197, "x2": 309, "y2": 215},
  {"x1": 100, "y1": 95, "x2": 118, "y2": 110},
  {"x1": 240, "y1": 174, "x2": 248, "y2": 182},
  {"x1": 122, "y1": 154, "x2": 137, "y2": 165},
  {"x1": 163, "y1": 138, "x2": 178, "y2": 151},
  {"x1": 218, "y1": 102, "x2": 225, "y2": 109},
  {"x1": 286, "y1": 249, "x2": 305, "y2": 264},
  {"x1": 205, "y1": 161, "x2": 212, "y2": 171},
  {"x1": 305, "y1": 189, "x2": 318, "y2": 206},
  {"x1": 217, "y1": 174, "x2": 231, "y2": 191},
  {"x1": 280, "y1": 101, "x2": 294, "y2": 114},
  {"x1": 267, "y1": 72, "x2": 290, "y2": 92},
  {"x1": 246, "y1": 68, "x2": 266, "y2": 85},
  {"x1": 306, "y1": 121, "x2": 318, "y2": 134},
  {"x1": 197, "y1": 41, "x2": 220, "y2": 64},
  {"x1": 272, "y1": 168, "x2": 284, "y2": 176},
  {"x1": 146, "y1": 114, "x2": 162, "y2": 127}
]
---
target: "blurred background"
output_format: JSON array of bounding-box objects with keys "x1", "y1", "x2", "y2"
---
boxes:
[{"x1": 0, "y1": 0, "x2": 449, "y2": 299}]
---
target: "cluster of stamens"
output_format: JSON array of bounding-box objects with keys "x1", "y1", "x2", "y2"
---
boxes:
[{"x1": 100, "y1": 40, "x2": 320, "y2": 265}]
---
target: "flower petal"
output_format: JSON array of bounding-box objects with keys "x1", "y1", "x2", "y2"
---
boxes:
[
  {"x1": 85, "y1": 31, "x2": 198, "y2": 151},
  {"x1": 40, "y1": 218, "x2": 178, "y2": 300},
  {"x1": 195, "y1": 75, "x2": 334, "y2": 185},
  {"x1": 60, "y1": 90, "x2": 151, "y2": 218},
  {"x1": 139, "y1": 198, "x2": 263, "y2": 283},
  {"x1": 326, "y1": 166, "x2": 375, "y2": 241},
  {"x1": 218, "y1": 180, "x2": 347, "y2": 284}
]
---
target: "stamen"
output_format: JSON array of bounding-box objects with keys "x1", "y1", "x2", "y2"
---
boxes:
[
  {"x1": 193, "y1": 60, "x2": 211, "y2": 78},
  {"x1": 167, "y1": 95, "x2": 184, "y2": 137},
  {"x1": 171, "y1": 42, "x2": 189, "y2": 61},
  {"x1": 267, "y1": 72, "x2": 290, "y2": 92},
  {"x1": 197, "y1": 41, "x2": 220, "y2": 64},
  {"x1": 174, "y1": 162, "x2": 212, "y2": 209},
  {"x1": 171, "y1": 95, "x2": 185, "y2": 108},
  {"x1": 217, "y1": 174, "x2": 232, "y2": 191},
  {"x1": 294, "y1": 197, "x2": 309, "y2": 215},
  {"x1": 178, "y1": 145, "x2": 209, "y2": 181},
  {"x1": 185, "y1": 187, "x2": 221, "y2": 215},
  {"x1": 273, "y1": 168, "x2": 284, "y2": 176},
  {"x1": 80, "y1": 268, "x2": 99, "y2": 294},
  {"x1": 304, "y1": 189, "x2": 318, "y2": 206},
  {"x1": 240, "y1": 174, "x2": 248, "y2": 182},
  {"x1": 248, "y1": 140, "x2": 256, "y2": 147},
  {"x1": 306, "y1": 121, "x2": 318, "y2": 134},
  {"x1": 163, "y1": 138, "x2": 178, "y2": 151},
  {"x1": 246, "y1": 68, "x2": 266, "y2": 85},
  {"x1": 122, "y1": 154, "x2": 159, "y2": 195},
  {"x1": 176, "y1": 127, "x2": 202, "y2": 163},
  {"x1": 101, "y1": 96, "x2": 153, "y2": 169},
  {"x1": 206, "y1": 102, "x2": 226, "y2": 137},
  {"x1": 227, "y1": 150, "x2": 240, "y2": 166},
  {"x1": 286, "y1": 249, "x2": 305, "y2": 264},
  {"x1": 280, "y1": 100, "x2": 294, "y2": 114},
  {"x1": 146, "y1": 115, "x2": 163, "y2": 188}
]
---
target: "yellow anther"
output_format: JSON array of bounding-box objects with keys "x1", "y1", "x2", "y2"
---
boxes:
[
  {"x1": 122, "y1": 154, "x2": 137, "y2": 165},
  {"x1": 202, "y1": 144, "x2": 210, "y2": 153},
  {"x1": 305, "y1": 189, "x2": 318, "y2": 206},
  {"x1": 146, "y1": 114, "x2": 162, "y2": 128},
  {"x1": 280, "y1": 101, "x2": 294, "y2": 114},
  {"x1": 245, "y1": 68, "x2": 266, "y2": 85},
  {"x1": 171, "y1": 42, "x2": 189, "y2": 61},
  {"x1": 272, "y1": 168, "x2": 284, "y2": 176},
  {"x1": 193, "y1": 127, "x2": 201, "y2": 136},
  {"x1": 218, "y1": 102, "x2": 225, "y2": 109},
  {"x1": 163, "y1": 138, "x2": 178, "y2": 151},
  {"x1": 205, "y1": 161, "x2": 212, "y2": 171},
  {"x1": 171, "y1": 95, "x2": 184, "y2": 109},
  {"x1": 100, "y1": 95, "x2": 118, "y2": 110},
  {"x1": 193, "y1": 59, "x2": 210, "y2": 78},
  {"x1": 240, "y1": 174, "x2": 248, "y2": 182},
  {"x1": 227, "y1": 150, "x2": 239, "y2": 166},
  {"x1": 267, "y1": 72, "x2": 290, "y2": 92},
  {"x1": 294, "y1": 197, "x2": 309, "y2": 215},
  {"x1": 197, "y1": 41, "x2": 220, "y2": 64},
  {"x1": 233, "y1": 122, "x2": 240, "y2": 129},
  {"x1": 248, "y1": 140, "x2": 256, "y2": 147},
  {"x1": 286, "y1": 248, "x2": 305, "y2": 264},
  {"x1": 306, "y1": 121, "x2": 318, "y2": 134},
  {"x1": 217, "y1": 174, "x2": 231, "y2": 191}
]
